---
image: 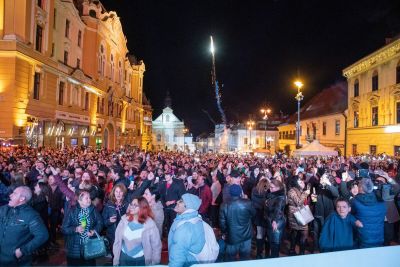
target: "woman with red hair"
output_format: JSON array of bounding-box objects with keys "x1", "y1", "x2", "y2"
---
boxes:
[{"x1": 113, "y1": 197, "x2": 161, "y2": 266}]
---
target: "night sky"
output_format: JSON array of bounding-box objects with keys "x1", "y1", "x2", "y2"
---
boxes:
[{"x1": 100, "y1": 0, "x2": 400, "y2": 136}]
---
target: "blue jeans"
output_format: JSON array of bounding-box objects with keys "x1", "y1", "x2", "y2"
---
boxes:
[{"x1": 225, "y1": 238, "x2": 252, "y2": 261}]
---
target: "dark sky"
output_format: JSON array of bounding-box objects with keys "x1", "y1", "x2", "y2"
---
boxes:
[{"x1": 100, "y1": 0, "x2": 400, "y2": 136}]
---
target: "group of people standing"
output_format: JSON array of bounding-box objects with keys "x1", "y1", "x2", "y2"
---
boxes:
[{"x1": 0, "y1": 146, "x2": 397, "y2": 266}]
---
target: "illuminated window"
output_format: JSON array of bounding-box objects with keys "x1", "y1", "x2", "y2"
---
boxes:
[
  {"x1": 335, "y1": 120, "x2": 340, "y2": 135},
  {"x1": 372, "y1": 106, "x2": 378, "y2": 126},
  {"x1": 354, "y1": 111, "x2": 359, "y2": 128}
]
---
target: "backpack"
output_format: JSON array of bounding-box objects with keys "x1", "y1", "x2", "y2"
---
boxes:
[{"x1": 176, "y1": 216, "x2": 219, "y2": 263}]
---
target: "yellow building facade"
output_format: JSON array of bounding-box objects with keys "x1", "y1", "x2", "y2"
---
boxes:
[
  {"x1": 344, "y1": 38, "x2": 400, "y2": 156},
  {"x1": 0, "y1": 0, "x2": 150, "y2": 150}
]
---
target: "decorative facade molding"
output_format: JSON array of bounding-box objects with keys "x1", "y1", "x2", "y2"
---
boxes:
[{"x1": 343, "y1": 40, "x2": 400, "y2": 78}]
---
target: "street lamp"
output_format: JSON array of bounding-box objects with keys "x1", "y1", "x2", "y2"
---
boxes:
[
  {"x1": 247, "y1": 120, "x2": 255, "y2": 151},
  {"x1": 294, "y1": 80, "x2": 304, "y2": 149},
  {"x1": 183, "y1": 128, "x2": 188, "y2": 151},
  {"x1": 260, "y1": 107, "x2": 272, "y2": 149}
]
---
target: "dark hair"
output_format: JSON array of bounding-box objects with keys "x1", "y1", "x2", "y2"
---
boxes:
[
  {"x1": 335, "y1": 197, "x2": 350, "y2": 207},
  {"x1": 109, "y1": 184, "x2": 127, "y2": 204}
]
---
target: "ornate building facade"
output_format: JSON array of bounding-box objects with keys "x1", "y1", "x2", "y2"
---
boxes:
[
  {"x1": 344, "y1": 37, "x2": 400, "y2": 156},
  {"x1": 0, "y1": 0, "x2": 150, "y2": 150}
]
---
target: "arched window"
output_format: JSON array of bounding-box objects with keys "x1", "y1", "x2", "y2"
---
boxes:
[
  {"x1": 110, "y1": 54, "x2": 114, "y2": 81},
  {"x1": 98, "y1": 44, "x2": 105, "y2": 76},
  {"x1": 396, "y1": 61, "x2": 400, "y2": 84},
  {"x1": 157, "y1": 134, "x2": 161, "y2": 142},
  {"x1": 372, "y1": 70, "x2": 378, "y2": 91},
  {"x1": 354, "y1": 79, "x2": 359, "y2": 97},
  {"x1": 118, "y1": 60, "x2": 123, "y2": 84}
]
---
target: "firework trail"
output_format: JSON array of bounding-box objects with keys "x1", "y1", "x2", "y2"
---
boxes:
[{"x1": 210, "y1": 36, "x2": 227, "y2": 125}]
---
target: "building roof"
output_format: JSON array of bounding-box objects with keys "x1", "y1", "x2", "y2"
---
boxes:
[{"x1": 285, "y1": 82, "x2": 347, "y2": 124}]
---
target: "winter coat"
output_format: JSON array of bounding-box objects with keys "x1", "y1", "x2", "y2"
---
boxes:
[
  {"x1": 265, "y1": 189, "x2": 286, "y2": 243},
  {"x1": 168, "y1": 210, "x2": 206, "y2": 267},
  {"x1": 113, "y1": 215, "x2": 161, "y2": 266},
  {"x1": 319, "y1": 212, "x2": 357, "y2": 252},
  {"x1": 151, "y1": 201, "x2": 164, "y2": 237},
  {"x1": 158, "y1": 179, "x2": 186, "y2": 209},
  {"x1": 287, "y1": 187, "x2": 309, "y2": 230},
  {"x1": 196, "y1": 184, "x2": 212, "y2": 215},
  {"x1": 102, "y1": 200, "x2": 128, "y2": 244},
  {"x1": 313, "y1": 185, "x2": 339, "y2": 226},
  {"x1": 220, "y1": 197, "x2": 256, "y2": 245},
  {"x1": 0, "y1": 204, "x2": 49, "y2": 265},
  {"x1": 61, "y1": 204, "x2": 103, "y2": 259},
  {"x1": 251, "y1": 188, "x2": 267, "y2": 227},
  {"x1": 351, "y1": 192, "x2": 386, "y2": 248}
]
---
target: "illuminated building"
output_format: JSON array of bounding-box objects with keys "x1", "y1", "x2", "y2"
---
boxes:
[
  {"x1": 343, "y1": 37, "x2": 400, "y2": 156},
  {"x1": 0, "y1": 0, "x2": 150, "y2": 149},
  {"x1": 278, "y1": 83, "x2": 347, "y2": 155}
]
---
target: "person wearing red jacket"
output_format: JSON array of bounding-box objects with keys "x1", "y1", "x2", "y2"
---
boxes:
[{"x1": 194, "y1": 172, "x2": 212, "y2": 218}]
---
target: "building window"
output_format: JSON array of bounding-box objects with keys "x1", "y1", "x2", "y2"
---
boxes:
[
  {"x1": 33, "y1": 72, "x2": 40, "y2": 100},
  {"x1": 157, "y1": 134, "x2": 161, "y2": 142},
  {"x1": 354, "y1": 111, "x2": 359, "y2": 128},
  {"x1": 397, "y1": 62, "x2": 400, "y2": 84},
  {"x1": 51, "y1": 43, "x2": 55, "y2": 57},
  {"x1": 37, "y1": 0, "x2": 43, "y2": 8},
  {"x1": 352, "y1": 144, "x2": 357, "y2": 155},
  {"x1": 322, "y1": 122, "x2": 326, "y2": 135},
  {"x1": 397, "y1": 102, "x2": 400, "y2": 124},
  {"x1": 84, "y1": 92, "x2": 89, "y2": 111},
  {"x1": 372, "y1": 106, "x2": 378, "y2": 126},
  {"x1": 76, "y1": 58, "x2": 80, "y2": 69},
  {"x1": 372, "y1": 71, "x2": 378, "y2": 91},
  {"x1": 256, "y1": 138, "x2": 259, "y2": 145},
  {"x1": 72, "y1": 87, "x2": 79, "y2": 106},
  {"x1": 58, "y1": 81, "x2": 65, "y2": 105},
  {"x1": 165, "y1": 115, "x2": 170, "y2": 122},
  {"x1": 35, "y1": 25, "x2": 43, "y2": 52},
  {"x1": 354, "y1": 79, "x2": 359, "y2": 97},
  {"x1": 244, "y1": 137, "x2": 248, "y2": 145},
  {"x1": 370, "y1": 145, "x2": 377, "y2": 155},
  {"x1": 53, "y1": 8, "x2": 56, "y2": 29},
  {"x1": 101, "y1": 98, "x2": 104, "y2": 114},
  {"x1": 64, "y1": 51, "x2": 68, "y2": 65},
  {"x1": 65, "y1": 19, "x2": 70, "y2": 38},
  {"x1": 110, "y1": 54, "x2": 114, "y2": 81},
  {"x1": 335, "y1": 120, "x2": 340, "y2": 135},
  {"x1": 78, "y1": 30, "x2": 82, "y2": 47}
]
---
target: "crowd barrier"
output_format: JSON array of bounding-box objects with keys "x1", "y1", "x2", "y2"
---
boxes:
[{"x1": 193, "y1": 245, "x2": 400, "y2": 267}]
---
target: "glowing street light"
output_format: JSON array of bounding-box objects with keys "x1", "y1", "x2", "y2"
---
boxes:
[
  {"x1": 260, "y1": 107, "x2": 272, "y2": 149},
  {"x1": 294, "y1": 80, "x2": 304, "y2": 148}
]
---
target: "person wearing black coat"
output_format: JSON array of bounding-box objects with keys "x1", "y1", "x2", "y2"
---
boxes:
[
  {"x1": 220, "y1": 184, "x2": 256, "y2": 261},
  {"x1": 0, "y1": 186, "x2": 49, "y2": 266},
  {"x1": 158, "y1": 173, "x2": 186, "y2": 233},
  {"x1": 102, "y1": 184, "x2": 128, "y2": 252},
  {"x1": 251, "y1": 178, "x2": 269, "y2": 258},
  {"x1": 264, "y1": 180, "x2": 286, "y2": 258},
  {"x1": 62, "y1": 190, "x2": 103, "y2": 266}
]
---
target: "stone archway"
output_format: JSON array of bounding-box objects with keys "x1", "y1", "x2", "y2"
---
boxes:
[{"x1": 104, "y1": 123, "x2": 115, "y2": 150}]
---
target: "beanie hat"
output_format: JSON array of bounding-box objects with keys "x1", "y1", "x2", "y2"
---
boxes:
[
  {"x1": 181, "y1": 193, "x2": 201, "y2": 211},
  {"x1": 230, "y1": 184, "x2": 242, "y2": 197}
]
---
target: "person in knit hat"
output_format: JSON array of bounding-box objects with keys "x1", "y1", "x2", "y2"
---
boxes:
[
  {"x1": 168, "y1": 193, "x2": 206, "y2": 267},
  {"x1": 220, "y1": 184, "x2": 256, "y2": 261}
]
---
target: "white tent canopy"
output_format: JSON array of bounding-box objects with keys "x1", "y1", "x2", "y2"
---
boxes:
[{"x1": 293, "y1": 140, "x2": 338, "y2": 157}]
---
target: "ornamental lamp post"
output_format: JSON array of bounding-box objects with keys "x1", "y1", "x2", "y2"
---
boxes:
[
  {"x1": 246, "y1": 120, "x2": 255, "y2": 151},
  {"x1": 260, "y1": 107, "x2": 271, "y2": 149},
  {"x1": 294, "y1": 80, "x2": 304, "y2": 149}
]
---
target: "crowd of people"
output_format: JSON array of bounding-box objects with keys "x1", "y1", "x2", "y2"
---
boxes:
[{"x1": 0, "y1": 146, "x2": 398, "y2": 266}]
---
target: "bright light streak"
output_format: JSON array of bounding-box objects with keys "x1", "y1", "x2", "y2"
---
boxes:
[{"x1": 210, "y1": 36, "x2": 215, "y2": 55}]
